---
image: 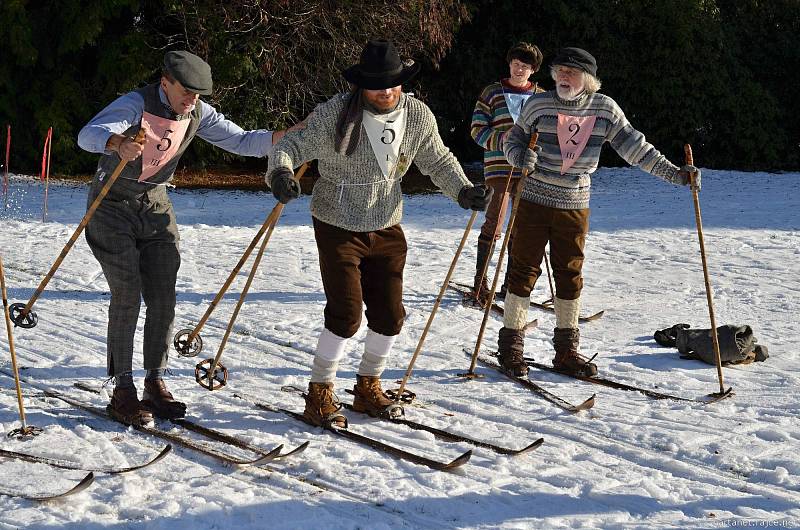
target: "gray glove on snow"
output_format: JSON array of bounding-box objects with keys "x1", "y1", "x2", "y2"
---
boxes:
[
  {"x1": 676, "y1": 164, "x2": 701, "y2": 190},
  {"x1": 269, "y1": 167, "x2": 301, "y2": 204}
]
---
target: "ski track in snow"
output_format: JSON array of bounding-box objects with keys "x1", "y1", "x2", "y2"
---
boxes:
[{"x1": 0, "y1": 168, "x2": 798, "y2": 529}]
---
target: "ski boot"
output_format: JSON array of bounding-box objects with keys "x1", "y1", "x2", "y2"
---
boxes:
[
  {"x1": 303, "y1": 382, "x2": 347, "y2": 428},
  {"x1": 552, "y1": 327, "x2": 598, "y2": 377},
  {"x1": 107, "y1": 386, "x2": 154, "y2": 427},
  {"x1": 351, "y1": 375, "x2": 404, "y2": 419},
  {"x1": 497, "y1": 327, "x2": 528, "y2": 376},
  {"x1": 142, "y1": 379, "x2": 187, "y2": 419}
]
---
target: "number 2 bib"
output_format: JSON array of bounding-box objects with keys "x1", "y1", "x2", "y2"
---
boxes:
[
  {"x1": 362, "y1": 108, "x2": 407, "y2": 178},
  {"x1": 557, "y1": 113, "x2": 596, "y2": 174},
  {"x1": 138, "y1": 111, "x2": 191, "y2": 182}
]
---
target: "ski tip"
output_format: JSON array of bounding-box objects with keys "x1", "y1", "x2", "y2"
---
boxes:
[
  {"x1": 38, "y1": 472, "x2": 95, "y2": 501},
  {"x1": 576, "y1": 394, "x2": 597, "y2": 412},
  {"x1": 151, "y1": 444, "x2": 173, "y2": 465},
  {"x1": 236, "y1": 445, "x2": 284, "y2": 469},
  {"x1": 442, "y1": 449, "x2": 472, "y2": 470},
  {"x1": 278, "y1": 440, "x2": 311, "y2": 459},
  {"x1": 516, "y1": 437, "x2": 545, "y2": 455}
]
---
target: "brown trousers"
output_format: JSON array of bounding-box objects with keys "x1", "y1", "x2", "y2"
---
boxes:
[
  {"x1": 507, "y1": 201, "x2": 589, "y2": 301},
  {"x1": 478, "y1": 177, "x2": 519, "y2": 244},
  {"x1": 313, "y1": 217, "x2": 407, "y2": 338}
]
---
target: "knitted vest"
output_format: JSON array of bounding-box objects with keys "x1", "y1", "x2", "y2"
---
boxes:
[{"x1": 93, "y1": 83, "x2": 202, "y2": 197}]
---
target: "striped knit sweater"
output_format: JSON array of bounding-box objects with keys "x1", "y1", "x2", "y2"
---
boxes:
[
  {"x1": 504, "y1": 90, "x2": 683, "y2": 210},
  {"x1": 470, "y1": 79, "x2": 543, "y2": 181},
  {"x1": 267, "y1": 92, "x2": 471, "y2": 232}
]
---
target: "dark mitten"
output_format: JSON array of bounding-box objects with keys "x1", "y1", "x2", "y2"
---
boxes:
[
  {"x1": 269, "y1": 167, "x2": 301, "y2": 204},
  {"x1": 458, "y1": 184, "x2": 494, "y2": 211}
]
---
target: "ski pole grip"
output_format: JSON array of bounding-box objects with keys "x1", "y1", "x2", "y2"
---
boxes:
[
  {"x1": 684, "y1": 144, "x2": 694, "y2": 166},
  {"x1": 528, "y1": 131, "x2": 539, "y2": 150}
]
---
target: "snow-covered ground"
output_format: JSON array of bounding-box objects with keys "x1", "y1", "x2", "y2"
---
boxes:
[{"x1": 0, "y1": 167, "x2": 798, "y2": 529}]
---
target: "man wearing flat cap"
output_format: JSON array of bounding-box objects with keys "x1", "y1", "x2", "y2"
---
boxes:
[
  {"x1": 266, "y1": 39, "x2": 492, "y2": 427},
  {"x1": 78, "y1": 50, "x2": 305, "y2": 426},
  {"x1": 498, "y1": 47, "x2": 700, "y2": 378}
]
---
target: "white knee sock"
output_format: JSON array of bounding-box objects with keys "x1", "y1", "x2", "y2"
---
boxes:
[
  {"x1": 503, "y1": 292, "x2": 530, "y2": 330},
  {"x1": 554, "y1": 297, "x2": 581, "y2": 329},
  {"x1": 310, "y1": 328, "x2": 350, "y2": 383},
  {"x1": 357, "y1": 329, "x2": 397, "y2": 377}
]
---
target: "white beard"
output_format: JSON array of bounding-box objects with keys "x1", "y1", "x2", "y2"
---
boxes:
[{"x1": 556, "y1": 85, "x2": 584, "y2": 101}]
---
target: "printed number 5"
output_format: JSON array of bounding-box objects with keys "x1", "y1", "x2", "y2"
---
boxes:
[{"x1": 381, "y1": 120, "x2": 396, "y2": 145}]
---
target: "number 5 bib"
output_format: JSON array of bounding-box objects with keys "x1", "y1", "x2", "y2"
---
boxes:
[
  {"x1": 557, "y1": 113, "x2": 596, "y2": 174},
  {"x1": 139, "y1": 111, "x2": 191, "y2": 182},
  {"x1": 362, "y1": 108, "x2": 407, "y2": 178}
]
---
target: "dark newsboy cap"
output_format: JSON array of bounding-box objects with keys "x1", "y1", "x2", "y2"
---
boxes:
[
  {"x1": 552, "y1": 47, "x2": 597, "y2": 77},
  {"x1": 163, "y1": 50, "x2": 213, "y2": 95}
]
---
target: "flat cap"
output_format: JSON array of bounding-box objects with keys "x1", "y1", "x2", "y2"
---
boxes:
[
  {"x1": 552, "y1": 47, "x2": 597, "y2": 77},
  {"x1": 163, "y1": 50, "x2": 213, "y2": 95}
]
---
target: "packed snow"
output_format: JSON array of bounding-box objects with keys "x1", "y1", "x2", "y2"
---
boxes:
[{"x1": 0, "y1": 167, "x2": 798, "y2": 529}]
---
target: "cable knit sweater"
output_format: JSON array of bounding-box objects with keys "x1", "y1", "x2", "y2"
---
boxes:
[
  {"x1": 267, "y1": 92, "x2": 471, "y2": 232},
  {"x1": 504, "y1": 90, "x2": 683, "y2": 210}
]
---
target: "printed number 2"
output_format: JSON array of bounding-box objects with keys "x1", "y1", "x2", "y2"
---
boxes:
[
  {"x1": 567, "y1": 123, "x2": 580, "y2": 145},
  {"x1": 381, "y1": 120, "x2": 396, "y2": 145}
]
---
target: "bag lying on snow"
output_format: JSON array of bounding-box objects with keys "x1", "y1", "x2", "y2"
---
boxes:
[{"x1": 654, "y1": 323, "x2": 769, "y2": 365}]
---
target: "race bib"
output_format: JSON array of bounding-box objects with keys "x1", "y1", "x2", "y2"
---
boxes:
[
  {"x1": 503, "y1": 92, "x2": 531, "y2": 124},
  {"x1": 138, "y1": 111, "x2": 191, "y2": 182},
  {"x1": 362, "y1": 108, "x2": 407, "y2": 178},
  {"x1": 557, "y1": 113, "x2": 596, "y2": 174}
]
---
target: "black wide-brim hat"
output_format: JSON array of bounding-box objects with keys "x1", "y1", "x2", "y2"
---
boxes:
[{"x1": 343, "y1": 39, "x2": 420, "y2": 90}]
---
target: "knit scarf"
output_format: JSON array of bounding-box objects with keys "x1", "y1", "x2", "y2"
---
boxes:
[{"x1": 334, "y1": 89, "x2": 364, "y2": 156}]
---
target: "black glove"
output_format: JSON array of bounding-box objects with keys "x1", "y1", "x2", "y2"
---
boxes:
[
  {"x1": 458, "y1": 184, "x2": 494, "y2": 211},
  {"x1": 676, "y1": 164, "x2": 701, "y2": 191},
  {"x1": 270, "y1": 167, "x2": 301, "y2": 204}
]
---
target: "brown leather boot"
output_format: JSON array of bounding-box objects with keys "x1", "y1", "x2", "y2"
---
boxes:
[
  {"x1": 141, "y1": 379, "x2": 187, "y2": 419},
  {"x1": 107, "y1": 386, "x2": 154, "y2": 427},
  {"x1": 303, "y1": 382, "x2": 347, "y2": 428},
  {"x1": 497, "y1": 327, "x2": 528, "y2": 376},
  {"x1": 552, "y1": 327, "x2": 598, "y2": 377},
  {"x1": 351, "y1": 375, "x2": 404, "y2": 418}
]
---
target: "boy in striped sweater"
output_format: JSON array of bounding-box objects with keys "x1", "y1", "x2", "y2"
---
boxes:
[
  {"x1": 470, "y1": 42, "x2": 545, "y2": 300},
  {"x1": 499, "y1": 47, "x2": 700, "y2": 377}
]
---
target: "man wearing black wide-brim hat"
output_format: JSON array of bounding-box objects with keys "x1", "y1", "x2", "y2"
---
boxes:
[
  {"x1": 77, "y1": 50, "x2": 307, "y2": 427},
  {"x1": 498, "y1": 47, "x2": 701, "y2": 379},
  {"x1": 266, "y1": 39, "x2": 492, "y2": 427}
]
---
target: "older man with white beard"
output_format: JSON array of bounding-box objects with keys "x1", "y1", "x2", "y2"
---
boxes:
[{"x1": 497, "y1": 47, "x2": 700, "y2": 378}]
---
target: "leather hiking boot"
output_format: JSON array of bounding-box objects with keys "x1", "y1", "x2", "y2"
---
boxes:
[
  {"x1": 497, "y1": 327, "x2": 528, "y2": 377},
  {"x1": 107, "y1": 386, "x2": 154, "y2": 427},
  {"x1": 351, "y1": 375, "x2": 404, "y2": 418},
  {"x1": 552, "y1": 327, "x2": 598, "y2": 377},
  {"x1": 303, "y1": 382, "x2": 347, "y2": 428},
  {"x1": 141, "y1": 379, "x2": 187, "y2": 419}
]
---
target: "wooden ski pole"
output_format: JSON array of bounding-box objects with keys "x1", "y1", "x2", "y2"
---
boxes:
[
  {"x1": 685, "y1": 144, "x2": 731, "y2": 398},
  {"x1": 391, "y1": 208, "x2": 479, "y2": 402},
  {"x1": 9, "y1": 128, "x2": 147, "y2": 329},
  {"x1": 463, "y1": 133, "x2": 539, "y2": 377},
  {"x1": 174, "y1": 163, "x2": 308, "y2": 358},
  {"x1": 472, "y1": 168, "x2": 515, "y2": 302},
  {"x1": 196, "y1": 199, "x2": 286, "y2": 391},
  {"x1": 1, "y1": 255, "x2": 42, "y2": 437}
]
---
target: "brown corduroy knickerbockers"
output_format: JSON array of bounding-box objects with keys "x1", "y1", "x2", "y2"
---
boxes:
[
  {"x1": 506, "y1": 201, "x2": 589, "y2": 301},
  {"x1": 313, "y1": 217, "x2": 407, "y2": 338}
]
